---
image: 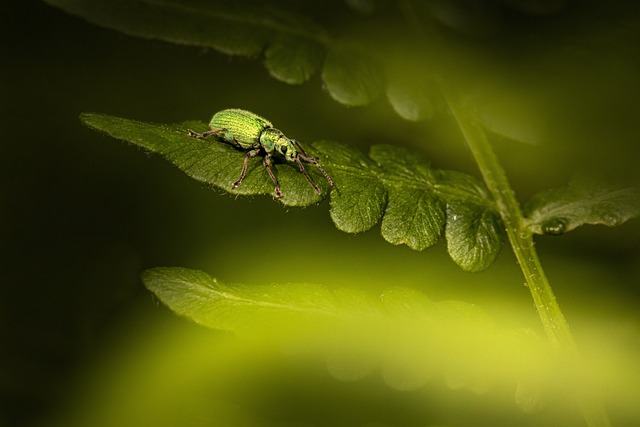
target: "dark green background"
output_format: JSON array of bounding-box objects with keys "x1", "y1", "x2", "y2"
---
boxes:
[{"x1": 2, "y1": 1, "x2": 640, "y2": 426}]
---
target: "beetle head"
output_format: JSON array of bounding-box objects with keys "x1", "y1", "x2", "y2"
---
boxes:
[
  {"x1": 276, "y1": 136, "x2": 298, "y2": 162},
  {"x1": 261, "y1": 128, "x2": 298, "y2": 162}
]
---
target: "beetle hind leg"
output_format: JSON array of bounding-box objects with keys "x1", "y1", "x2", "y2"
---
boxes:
[
  {"x1": 188, "y1": 128, "x2": 222, "y2": 138},
  {"x1": 187, "y1": 128, "x2": 238, "y2": 145}
]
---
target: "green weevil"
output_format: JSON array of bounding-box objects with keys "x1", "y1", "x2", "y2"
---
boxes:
[{"x1": 188, "y1": 108, "x2": 334, "y2": 198}]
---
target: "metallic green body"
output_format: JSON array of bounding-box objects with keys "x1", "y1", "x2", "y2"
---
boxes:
[
  {"x1": 210, "y1": 109, "x2": 296, "y2": 161},
  {"x1": 210, "y1": 108, "x2": 271, "y2": 149},
  {"x1": 190, "y1": 108, "x2": 334, "y2": 198}
]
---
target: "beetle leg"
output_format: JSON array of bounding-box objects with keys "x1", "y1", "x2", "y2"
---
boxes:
[
  {"x1": 262, "y1": 154, "x2": 283, "y2": 198},
  {"x1": 188, "y1": 128, "x2": 239, "y2": 146},
  {"x1": 188, "y1": 128, "x2": 223, "y2": 138},
  {"x1": 232, "y1": 148, "x2": 261, "y2": 191},
  {"x1": 291, "y1": 140, "x2": 310, "y2": 158},
  {"x1": 295, "y1": 158, "x2": 321, "y2": 194}
]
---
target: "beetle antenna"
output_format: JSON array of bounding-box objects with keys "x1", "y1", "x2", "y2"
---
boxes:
[
  {"x1": 293, "y1": 140, "x2": 334, "y2": 188},
  {"x1": 298, "y1": 154, "x2": 334, "y2": 188},
  {"x1": 292, "y1": 140, "x2": 310, "y2": 157}
]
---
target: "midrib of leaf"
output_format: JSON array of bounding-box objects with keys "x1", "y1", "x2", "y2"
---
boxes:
[
  {"x1": 146, "y1": 268, "x2": 342, "y2": 321},
  {"x1": 212, "y1": 289, "x2": 337, "y2": 317}
]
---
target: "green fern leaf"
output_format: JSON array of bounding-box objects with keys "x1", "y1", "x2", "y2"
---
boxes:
[
  {"x1": 80, "y1": 113, "x2": 326, "y2": 206},
  {"x1": 81, "y1": 112, "x2": 504, "y2": 271},
  {"x1": 370, "y1": 145, "x2": 446, "y2": 250},
  {"x1": 314, "y1": 141, "x2": 387, "y2": 233}
]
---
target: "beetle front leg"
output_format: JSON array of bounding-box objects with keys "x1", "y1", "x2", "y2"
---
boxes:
[
  {"x1": 291, "y1": 140, "x2": 311, "y2": 158},
  {"x1": 232, "y1": 148, "x2": 261, "y2": 191},
  {"x1": 295, "y1": 158, "x2": 321, "y2": 194},
  {"x1": 262, "y1": 154, "x2": 283, "y2": 198}
]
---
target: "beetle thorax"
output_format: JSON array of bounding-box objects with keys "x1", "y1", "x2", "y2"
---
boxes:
[{"x1": 260, "y1": 128, "x2": 297, "y2": 162}]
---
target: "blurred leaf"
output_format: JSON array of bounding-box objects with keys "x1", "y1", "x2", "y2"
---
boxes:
[
  {"x1": 385, "y1": 77, "x2": 441, "y2": 122},
  {"x1": 143, "y1": 267, "x2": 548, "y2": 395},
  {"x1": 42, "y1": 0, "x2": 335, "y2": 60},
  {"x1": 82, "y1": 112, "x2": 504, "y2": 270},
  {"x1": 264, "y1": 35, "x2": 325, "y2": 84},
  {"x1": 44, "y1": 0, "x2": 281, "y2": 56},
  {"x1": 142, "y1": 267, "x2": 337, "y2": 332},
  {"x1": 45, "y1": 0, "x2": 386, "y2": 108},
  {"x1": 43, "y1": 0, "x2": 435, "y2": 112},
  {"x1": 321, "y1": 48, "x2": 384, "y2": 106},
  {"x1": 524, "y1": 174, "x2": 640, "y2": 235}
]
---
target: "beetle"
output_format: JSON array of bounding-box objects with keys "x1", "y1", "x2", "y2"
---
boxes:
[{"x1": 188, "y1": 108, "x2": 333, "y2": 198}]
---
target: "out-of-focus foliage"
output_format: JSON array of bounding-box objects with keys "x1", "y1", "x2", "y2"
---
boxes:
[
  {"x1": 142, "y1": 266, "x2": 543, "y2": 394},
  {"x1": 524, "y1": 174, "x2": 640, "y2": 235},
  {"x1": 42, "y1": 267, "x2": 640, "y2": 427}
]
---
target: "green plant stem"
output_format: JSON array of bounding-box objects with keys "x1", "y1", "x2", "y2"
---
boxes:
[
  {"x1": 451, "y1": 110, "x2": 572, "y2": 346},
  {"x1": 447, "y1": 101, "x2": 612, "y2": 427}
]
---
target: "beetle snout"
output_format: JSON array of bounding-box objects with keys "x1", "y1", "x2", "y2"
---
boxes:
[{"x1": 279, "y1": 140, "x2": 297, "y2": 161}]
